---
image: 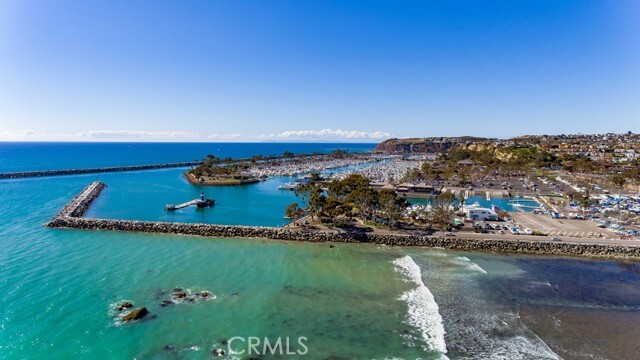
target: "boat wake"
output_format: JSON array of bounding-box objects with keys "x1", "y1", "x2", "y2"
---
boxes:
[{"x1": 393, "y1": 255, "x2": 448, "y2": 358}]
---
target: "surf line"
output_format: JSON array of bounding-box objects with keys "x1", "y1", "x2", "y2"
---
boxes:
[{"x1": 393, "y1": 255, "x2": 448, "y2": 358}]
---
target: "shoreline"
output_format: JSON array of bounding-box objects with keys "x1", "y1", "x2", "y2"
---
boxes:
[
  {"x1": 0, "y1": 161, "x2": 201, "y2": 179},
  {"x1": 45, "y1": 181, "x2": 640, "y2": 261}
]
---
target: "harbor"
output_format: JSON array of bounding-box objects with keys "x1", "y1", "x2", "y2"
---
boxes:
[{"x1": 46, "y1": 181, "x2": 640, "y2": 260}]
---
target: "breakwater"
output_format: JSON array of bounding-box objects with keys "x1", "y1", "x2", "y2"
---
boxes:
[
  {"x1": 46, "y1": 182, "x2": 640, "y2": 261},
  {"x1": 0, "y1": 161, "x2": 201, "y2": 179}
]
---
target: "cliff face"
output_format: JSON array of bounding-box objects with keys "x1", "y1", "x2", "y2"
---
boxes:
[
  {"x1": 375, "y1": 137, "x2": 488, "y2": 154},
  {"x1": 459, "y1": 142, "x2": 513, "y2": 161}
]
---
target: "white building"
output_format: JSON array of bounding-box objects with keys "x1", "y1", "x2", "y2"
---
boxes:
[{"x1": 465, "y1": 207, "x2": 499, "y2": 221}]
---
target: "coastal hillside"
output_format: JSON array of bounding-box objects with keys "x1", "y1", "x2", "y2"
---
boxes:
[{"x1": 375, "y1": 137, "x2": 489, "y2": 154}]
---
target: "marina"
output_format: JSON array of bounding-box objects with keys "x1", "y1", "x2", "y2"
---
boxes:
[{"x1": 4, "y1": 0, "x2": 640, "y2": 357}]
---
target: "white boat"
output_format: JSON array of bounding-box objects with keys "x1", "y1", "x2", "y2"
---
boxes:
[{"x1": 278, "y1": 182, "x2": 299, "y2": 190}]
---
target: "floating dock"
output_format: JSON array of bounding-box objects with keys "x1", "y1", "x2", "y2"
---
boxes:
[
  {"x1": 165, "y1": 193, "x2": 215, "y2": 210},
  {"x1": 165, "y1": 199, "x2": 201, "y2": 210}
]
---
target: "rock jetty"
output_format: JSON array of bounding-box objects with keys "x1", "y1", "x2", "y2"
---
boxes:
[
  {"x1": 0, "y1": 161, "x2": 201, "y2": 179},
  {"x1": 46, "y1": 181, "x2": 640, "y2": 261}
]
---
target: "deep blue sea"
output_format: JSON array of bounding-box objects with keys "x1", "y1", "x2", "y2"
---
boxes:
[
  {"x1": 0, "y1": 142, "x2": 376, "y2": 173},
  {"x1": 1, "y1": 142, "x2": 639, "y2": 359}
]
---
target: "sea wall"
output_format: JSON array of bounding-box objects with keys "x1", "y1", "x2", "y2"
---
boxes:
[
  {"x1": 52, "y1": 181, "x2": 108, "y2": 219},
  {"x1": 46, "y1": 181, "x2": 640, "y2": 261},
  {"x1": 0, "y1": 161, "x2": 201, "y2": 179}
]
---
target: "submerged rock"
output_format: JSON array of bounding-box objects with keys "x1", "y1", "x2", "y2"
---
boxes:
[
  {"x1": 155, "y1": 290, "x2": 166, "y2": 299},
  {"x1": 166, "y1": 288, "x2": 216, "y2": 304},
  {"x1": 159, "y1": 300, "x2": 173, "y2": 307},
  {"x1": 117, "y1": 301, "x2": 133, "y2": 311},
  {"x1": 122, "y1": 307, "x2": 148, "y2": 322}
]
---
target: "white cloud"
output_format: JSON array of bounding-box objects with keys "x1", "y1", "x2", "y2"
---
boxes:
[
  {"x1": 0, "y1": 128, "x2": 391, "y2": 142},
  {"x1": 207, "y1": 133, "x2": 243, "y2": 140},
  {"x1": 0, "y1": 130, "x2": 203, "y2": 141},
  {"x1": 77, "y1": 130, "x2": 203, "y2": 139},
  {"x1": 253, "y1": 129, "x2": 391, "y2": 140}
]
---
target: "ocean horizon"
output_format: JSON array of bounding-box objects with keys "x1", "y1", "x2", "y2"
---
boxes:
[{"x1": 0, "y1": 142, "x2": 377, "y2": 173}]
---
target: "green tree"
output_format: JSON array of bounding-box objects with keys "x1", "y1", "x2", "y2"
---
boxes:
[
  {"x1": 328, "y1": 174, "x2": 370, "y2": 201},
  {"x1": 347, "y1": 186, "x2": 378, "y2": 220},
  {"x1": 294, "y1": 182, "x2": 317, "y2": 209},
  {"x1": 377, "y1": 190, "x2": 408, "y2": 227},
  {"x1": 308, "y1": 187, "x2": 327, "y2": 221},
  {"x1": 285, "y1": 203, "x2": 304, "y2": 220},
  {"x1": 427, "y1": 203, "x2": 454, "y2": 230},
  {"x1": 322, "y1": 196, "x2": 344, "y2": 226}
]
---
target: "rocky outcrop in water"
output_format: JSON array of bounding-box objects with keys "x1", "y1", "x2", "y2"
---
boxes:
[{"x1": 122, "y1": 307, "x2": 148, "y2": 322}]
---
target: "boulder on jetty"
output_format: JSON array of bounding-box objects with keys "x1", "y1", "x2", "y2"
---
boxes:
[{"x1": 122, "y1": 307, "x2": 148, "y2": 322}]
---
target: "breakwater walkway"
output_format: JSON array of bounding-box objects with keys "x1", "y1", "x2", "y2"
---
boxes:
[
  {"x1": 0, "y1": 161, "x2": 201, "y2": 179},
  {"x1": 46, "y1": 181, "x2": 640, "y2": 261}
]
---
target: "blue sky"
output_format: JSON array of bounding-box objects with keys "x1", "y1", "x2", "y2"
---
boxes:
[{"x1": 1, "y1": 0, "x2": 638, "y2": 141}]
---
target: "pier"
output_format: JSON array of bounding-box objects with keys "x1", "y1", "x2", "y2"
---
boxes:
[{"x1": 166, "y1": 199, "x2": 200, "y2": 210}]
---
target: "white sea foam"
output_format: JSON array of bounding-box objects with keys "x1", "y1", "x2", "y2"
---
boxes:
[
  {"x1": 453, "y1": 256, "x2": 488, "y2": 274},
  {"x1": 393, "y1": 255, "x2": 448, "y2": 358}
]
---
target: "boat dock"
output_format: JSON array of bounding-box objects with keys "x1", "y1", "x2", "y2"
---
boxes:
[
  {"x1": 165, "y1": 199, "x2": 201, "y2": 210},
  {"x1": 165, "y1": 193, "x2": 215, "y2": 210}
]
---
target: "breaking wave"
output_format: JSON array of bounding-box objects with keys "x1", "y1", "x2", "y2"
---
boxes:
[{"x1": 393, "y1": 255, "x2": 448, "y2": 358}]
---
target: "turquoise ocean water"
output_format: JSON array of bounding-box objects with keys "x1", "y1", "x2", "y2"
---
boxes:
[{"x1": 1, "y1": 143, "x2": 639, "y2": 359}]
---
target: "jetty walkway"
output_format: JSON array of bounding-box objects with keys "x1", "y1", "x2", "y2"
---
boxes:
[
  {"x1": 0, "y1": 161, "x2": 201, "y2": 179},
  {"x1": 46, "y1": 181, "x2": 640, "y2": 261}
]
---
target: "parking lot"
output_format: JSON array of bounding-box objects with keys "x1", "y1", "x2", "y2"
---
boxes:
[{"x1": 511, "y1": 212, "x2": 618, "y2": 239}]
